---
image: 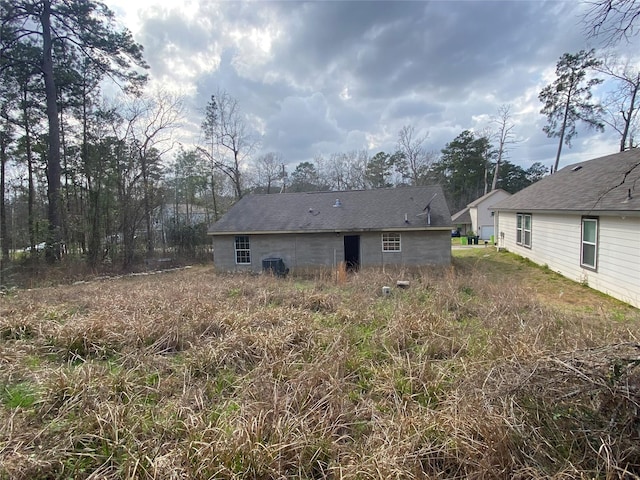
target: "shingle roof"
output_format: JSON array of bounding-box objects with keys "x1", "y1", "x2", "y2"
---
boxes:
[
  {"x1": 492, "y1": 149, "x2": 640, "y2": 213},
  {"x1": 467, "y1": 188, "x2": 510, "y2": 207},
  {"x1": 451, "y1": 207, "x2": 471, "y2": 224},
  {"x1": 208, "y1": 186, "x2": 451, "y2": 234}
]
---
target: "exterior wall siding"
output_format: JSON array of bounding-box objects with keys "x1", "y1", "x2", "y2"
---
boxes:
[
  {"x1": 473, "y1": 190, "x2": 510, "y2": 240},
  {"x1": 593, "y1": 216, "x2": 640, "y2": 308},
  {"x1": 212, "y1": 230, "x2": 451, "y2": 273},
  {"x1": 470, "y1": 209, "x2": 479, "y2": 237},
  {"x1": 496, "y1": 211, "x2": 640, "y2": 308}
]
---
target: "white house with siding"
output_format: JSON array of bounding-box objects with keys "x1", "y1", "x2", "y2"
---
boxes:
[
  {"x1": 452, "y1": 189, "x2": 511, "y2": 239},
  {"x1": 492, "y1": 150, "x2": 640, "y2": 308}
]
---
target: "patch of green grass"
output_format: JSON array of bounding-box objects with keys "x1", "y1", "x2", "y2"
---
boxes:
[
  {"x1": 227, "y1": 287, "x2": 242, "y2": 298},
  {"x1": 24, "y1": 355, "x2": 42, "y2": 369},
  {"x1": 213, "y1": 368, "x2": 238, "y2": 396},
  {"x1": 2, "y1": 381, "x2": 39, "y2": 409},
  {"x1": 1, "y1": 323, "x2": 35, "y2": 340}
]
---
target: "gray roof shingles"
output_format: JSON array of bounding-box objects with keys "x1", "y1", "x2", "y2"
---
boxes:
[
  {"x1": 451, "y1": 207, "x2": 471, "y2": 224},
  {"x1": 209, "y1": 185, "x2": 451, "y2": 234},
  {"x1": 492, "y1": 149, "x2": 640, "y2": 213}
]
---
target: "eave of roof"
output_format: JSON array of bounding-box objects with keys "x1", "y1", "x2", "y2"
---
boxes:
[
  {"x1": 467, "y1": 188, "x2": 510, "y2": 207},
  {"x1": 451, "y1": 207, "x2": 471, "y2": 223},
  {"x1": 492, "y1": 150, "x2": 640, "y2": 213},
  {"x1": 208, "y1": 226, "x2": 453, "y2": 236}
]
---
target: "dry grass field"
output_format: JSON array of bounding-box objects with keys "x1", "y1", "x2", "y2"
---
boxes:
[{"x1": 1, "y1": 248, "x2": 639, "y2": 479}]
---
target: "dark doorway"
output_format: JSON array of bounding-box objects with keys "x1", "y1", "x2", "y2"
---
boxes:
[{"x1": 344, "y1": 235, "x2": 360, "y2": 271}]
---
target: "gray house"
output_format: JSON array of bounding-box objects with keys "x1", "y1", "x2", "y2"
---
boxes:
[
  {"x1": 208, "y1": 186, "x2": 452, "y2": 273},
  {"x1": 492, "y1": 149, "x2": 640, "y2": 308}
]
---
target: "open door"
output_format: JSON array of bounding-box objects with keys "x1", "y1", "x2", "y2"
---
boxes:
[{"x1": 344, "y1": 235, "x2": 360, "y2": 271}]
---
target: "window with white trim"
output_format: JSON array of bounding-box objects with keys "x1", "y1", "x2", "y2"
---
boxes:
[
  {"x1": 234, "y1": 235, "x2": 251, "y2": 264},
  {"x1": 581, "y1": 217, "x2": 598, "y2": 269},
  {"x1": 516, "y1": 213, "x2": 532, "y2": 248},
  {"x1": 382, "y1": 232, "x2": 401, "y2": 252}
]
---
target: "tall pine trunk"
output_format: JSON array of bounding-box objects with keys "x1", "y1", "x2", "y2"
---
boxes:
[
  {"x1": 0, "y1": 132, "x2": 8, "y2": 263},
  {"x1": 40, "y1": 0, "x2": 62, "y2": 261},
  {"x1": 21, "y1": 87, "x2": 37, "y2": 254}
]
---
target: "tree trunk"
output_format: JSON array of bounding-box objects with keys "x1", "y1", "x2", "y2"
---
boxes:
[
  {"x1": 233, "y1": 151, "x2": 243, "y2": 199},
  {"x1": 142, "y1": 156, "x2": 153, "y2": 254},
  {"x1": 21, "y1": 87, "x2": 36, "y2": 254},
  {"x1": 211, "y1": 174, "x2": 218, "y2": 221},
  {"x1": 83, "y1": 90, "x2": 101, "y2": 268},
  {"x1": 553, "y1": 85, "x2": 574, "y2": 174},
  {"x1": 40, "y1": 0, "x2": 62, "y2": 261},
  {"x1": 620, "y1": 76, "x2": 639, "y2": 152},
  {"x1": 60, "y1": 101, "x2": 70, "y2": 251},
  {"x1": 0, "y1": 132, "x2": 8, "y2": 263},
  {"x1": 491, "y1": 159, "x2": 501, "y2": 192}
]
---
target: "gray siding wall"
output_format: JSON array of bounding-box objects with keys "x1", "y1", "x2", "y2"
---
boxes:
[
  {"x1": 212, "y1": 230, "x2": 451, "y2": 272},
  {"x1": 360, "y1": 231, "x2": 450, "y2": 267}
]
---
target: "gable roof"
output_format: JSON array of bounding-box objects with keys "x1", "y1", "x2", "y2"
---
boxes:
[
  {"x1": 451, "y1": 207, "x2": 471, "y2": 224},
  {"x1": 452, "y1": 189, "x2": 510, "y2": 224},
  {"x1": 492, "y1": 149, "x2": 640, "y2": 213},
  {"x1": 208, "y1": 185, "x2": 451, "y2": 234},
  {"x1": 467, "y1": 188, "x2": 510, "y2": 207}
]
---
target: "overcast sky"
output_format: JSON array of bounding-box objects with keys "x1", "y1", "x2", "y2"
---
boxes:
[{"x1": 105, "y1": 0, "x2": 640, "y2": 172}]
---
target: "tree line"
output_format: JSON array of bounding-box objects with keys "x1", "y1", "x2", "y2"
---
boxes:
[{"x1": 1, "y1": 0, "x2": 639, "y2": 277}]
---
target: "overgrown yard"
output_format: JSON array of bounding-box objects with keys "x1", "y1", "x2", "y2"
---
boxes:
[{"x1": 1, "y1": 249, "x2": 639, "y2": 479}]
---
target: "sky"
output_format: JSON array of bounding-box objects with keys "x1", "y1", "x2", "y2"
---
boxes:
[{"x1": 104, "y1": 0, "x2": 640, "y2": 173}]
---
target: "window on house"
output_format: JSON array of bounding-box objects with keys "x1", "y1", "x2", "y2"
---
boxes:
[
  {"x1": 382, "y1": 232, "x2": 401, "y2": 252},
  {"x1": 581, "y1": 217, "x2": 598, "y2": 269},
  {"x1": 234, "y1": 235, "x2": 251, "y2": 264},
  {"x1": 516, "y1": 213, "x2": 532, "y2": 247}
]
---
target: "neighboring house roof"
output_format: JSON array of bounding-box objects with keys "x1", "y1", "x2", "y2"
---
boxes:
[
  {"x1": 451, "y1": 207, "x2": 471, "y2": 224},
  {"x1": 467, "y1": 188, "x2": 510, "y2": 208},
  {"x1": 208, "y1": 185, "x2": 451, "y2": 234},
  {"x1": 452, "y1": 189, "x2": 510, "y2": 224},
  {"x1": 492, "y1": 149, "x2": 640, "y2": 213}
]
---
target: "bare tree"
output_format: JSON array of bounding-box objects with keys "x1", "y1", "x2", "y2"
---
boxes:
[
  {"x1": 129, "y1": 90, "x2": 183, "y2": 254},
  {"x1": 253, "y1": 152, "x2": 284, "y2": 193},
  {"x1": 583, "y1": 0, "x2": 640, "y2": 45},
  {"x1": 595, "y1": 54, "x2": 640, "y2": 151},
  {"x1": 198, "y1": 90, "x2": 256, "y2": 200},
  {"x1": 396, "y1": 125, "x2": 433, "y2": 185},
  {"x1": 110, "y1": 90, "x2": 183, "y2": 266},
  {"x1": 490, "y1": 105, "x2": 518, "y2": 191},
  {"x1": 314, "y1": 150, "x2": 369, "y2": 191}
]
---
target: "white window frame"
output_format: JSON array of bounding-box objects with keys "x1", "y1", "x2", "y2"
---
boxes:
[
  {"x1": 516, "y1": 213, "x2": 532, "y2": 248},
  {"x1": 382, "y1": 232, "x2": 401, "y2": 252},
  {"x1": 581, "y1": 217, "x2": 598, "y2": 270},
  {"x1": 380, "y1": 232, "x2": 402, "y2": 253},
  {"x1": 234, "y1": 235, "x2": 251, "y2": 264}
]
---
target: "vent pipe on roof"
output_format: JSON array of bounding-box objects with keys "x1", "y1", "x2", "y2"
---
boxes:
[
  {"x1": 333, "y1": 199, "x2": 342, "y2": 207},
  {"x1": 404, "y1": 213, "x2": 409, "y2": 223}
]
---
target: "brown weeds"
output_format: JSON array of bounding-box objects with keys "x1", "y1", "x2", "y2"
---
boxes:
[{"x1": 1, "y1": 251, "x2": 639, "y2": 479}]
